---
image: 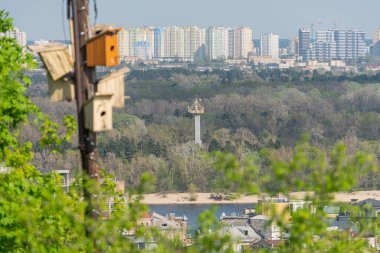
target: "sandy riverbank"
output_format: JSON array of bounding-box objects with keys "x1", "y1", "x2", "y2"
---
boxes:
[{"x1": 140, "y1": 191, "x2": 380, "y2": 205}]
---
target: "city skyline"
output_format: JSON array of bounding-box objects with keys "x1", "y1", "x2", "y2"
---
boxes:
[{"x1": 1, "y1": 0, "x2": 379, "y2": 40}]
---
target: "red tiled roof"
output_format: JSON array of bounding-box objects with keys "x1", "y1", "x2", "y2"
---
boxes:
[{"x1": 142, "y1": 212, "x2": 152, "y2": 219}]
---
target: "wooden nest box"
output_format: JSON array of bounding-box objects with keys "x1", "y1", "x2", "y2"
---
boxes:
[
  {"x1": 28, "y1": 44, "x2": 75, "y2": 102},
  {"x1": 86, "y1": 26, "x2": 121, "y2": 67},
  {"x1": 84, "y1": 93, "x2": 113, "y2": 132},
  {"x1": 46, "y1": 74, "x2": 75, "y2": 102},
  {"x1": 97, "y1": 67, "x2": 129, "y2": 108}
]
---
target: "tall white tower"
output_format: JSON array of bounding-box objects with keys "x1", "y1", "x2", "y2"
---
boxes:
[{"x1": 188, "y1": 97, "x2": 204, "y2": 145}]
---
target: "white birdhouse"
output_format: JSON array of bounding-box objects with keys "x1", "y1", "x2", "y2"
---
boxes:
[
  {"x1": 84, "y1": 93, "x2": 113, "y2": 132},
  {"x1": 97, "y1": 67, "x2": 129, "y2": 108}
]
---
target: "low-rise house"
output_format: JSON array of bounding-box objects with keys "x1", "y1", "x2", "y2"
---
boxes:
[
  {"x1": 258, "y1": 197, "x2": 313, "y2": 224},
  {"x1": 326, "y1": 214, "x2": 380, "y2": 250},
  {"x1": 249, "y1": 215, "x2": 282, "y2": 240},
  {"x1": 353, "y1": 198, "x2": 380, "y2": 217},
  {"x1": 220, "y1": 225, "x2": 262, "y2": 253},
  {"x1": 324, "y1": 205, "x2": 340, "y2": 219},
  {"x1": 250, "y1": 239, "x2": 284, "y2": 250},
  {"x1": 220, "y1": 213, "x2": 250, "y2": 227},
  {"x1": 126, "y1": 211, "x2": 188, "y2": 249},
  {"x1": 137, "y1": 212, "x2": 188, "y2": 241}
]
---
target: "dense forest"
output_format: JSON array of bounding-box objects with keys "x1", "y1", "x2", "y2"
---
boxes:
[{"x1": 26, "y1": 68, "x2": 380, "y2": 193}]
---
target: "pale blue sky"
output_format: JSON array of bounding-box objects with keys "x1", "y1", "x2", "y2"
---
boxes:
[{"x1": 1, "y1": 0, "x2": 379, "y2": 40}]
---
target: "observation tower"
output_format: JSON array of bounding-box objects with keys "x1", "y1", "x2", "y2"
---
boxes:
[{"x1": 188, "y1": 97, "x2": 204, "y2": 145}]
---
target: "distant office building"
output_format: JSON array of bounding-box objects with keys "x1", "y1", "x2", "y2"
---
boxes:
[
  {"x1": 333, "y1": 30, "x2": 346, "y2": 60},
  {"x1": 289, "y1": 37, "x2": 299, "y2": 55},
  {"x1": 315, "y1": 30, "x2": 336, "y2": 61},
  {"x1": 344, "y1": 29, "x2": 366, "y2": 60},
  {"x1": 260, "y1": 33, "x2": 279, "y2": 58},
  {"x1": 298, "y1": 27, "x2": 365, "y2": 62},
  {"x1": 314, "y1": 29, "x2": 365, "y2": 61},
  {"x1": 228, "y1": 27, "x2": 253, "y2": 59},
  {"x1": 3, "y1": 27, "x2": 27, "y2": 47},
  {"x1": 206, "y1": 26, "x2": 229, "y2": 60},
  {"x1": 298, "y1": 28, "x2": 313, "y2": 61},
  {"x1": 117, "y1": 28, "x2": 129, "y2": 60}
]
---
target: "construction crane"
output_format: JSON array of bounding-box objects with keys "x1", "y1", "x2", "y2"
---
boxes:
[
  {"x1": 331, "y1": 18, "x2": 342, "y2": 29},
  {"x1": 301, "y1": 19, "x2": 342, "y2": 40},
  {"x1": 301, "y1": 21, "x2": 323, "y2": 41}
]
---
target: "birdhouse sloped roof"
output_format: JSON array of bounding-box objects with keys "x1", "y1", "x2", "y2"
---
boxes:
[
  {"x1": 98, "y1": 67, "x2": 130, "y2": 84},
  {"x1": 87, "y1": 25, "x2": 121, "y2": 43},
  {"x1": 28, "y1": 43, "x2": 73, "y2": 81}
]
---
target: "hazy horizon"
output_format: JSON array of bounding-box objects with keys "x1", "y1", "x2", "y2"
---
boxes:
[{"x1": 1, "y1": 0, "x2": 379, "y2": 40}]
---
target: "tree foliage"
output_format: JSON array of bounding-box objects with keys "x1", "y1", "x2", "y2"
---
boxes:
[{"x1": 1, "y1": 10, "x2": 380, "y2": 253}]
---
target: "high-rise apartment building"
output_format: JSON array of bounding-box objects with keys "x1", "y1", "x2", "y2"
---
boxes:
[
  {"x1": 373, "y1": 30, "x2": 380, "y2": 44},
  {"x1": 154, "y1": 28, "x2": 165, "y2": 58},
  {"x1": 134, "y1": 41, "x2": 150, "y2": 59},
  {"x1": 260, "y1": 33, "x2": 279, "y2": 58},
  {"x1": 123, "y1": 25, "x2": 253, "y2": 61},
  {"x1": 117, "y1": 28, "x2": 129, "y2": 60},
  {"x1": 128, "y1": 27, "x2": 154, "y2": 59},
  {"x1": 206, "y1": 26, "x2": 229, "y2": 60},
  {"x1": 228, "y1": 27, "x2": 253, "y2": 59},
  {"x1": 145, "y1": 27, "x2": 155, "y2": 59},
  {"x1": 3, "y1": 27, "x2": 27, "y2": 47},
  {"x1": 371, "y1": 29, "x2": 380, "y2": 57},
  {"x1": 183, "y1": 26, "x2": 206, "y2": 59},
  {"x1": 167, "y1": 26, "x2": 185, "y2": 58}
]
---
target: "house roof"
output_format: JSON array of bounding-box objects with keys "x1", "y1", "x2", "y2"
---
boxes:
[
  {"x1": 151, "y1": 212, "x2": 182, "y2": 230},
  {"x1": 354, "y1": 198, "x2": 380, "y2": 208},
  {"x1": 250, "y1": 215, "x2": 271, "y2": 221},
  {"x1": 220, "y1": 216, "x2": 250, "y2": 227},
  {"x1": 327, "y1": 219, "x2": 350, "y2": 231},
  {"x1": 221, "y1": 225, "x2": 263, "y2": 243},
  {"x1": 142, "y1": 212, "x2": 152, "y2": 219}
]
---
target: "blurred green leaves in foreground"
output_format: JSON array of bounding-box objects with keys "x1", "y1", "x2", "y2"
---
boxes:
[{"x1": 1, "y1": 9, "x2": 380, "y2": 253}]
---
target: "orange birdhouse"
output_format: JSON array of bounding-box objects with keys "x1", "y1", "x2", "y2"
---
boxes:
[{"x1": 86, "y1": 26, "x2": 121, "y2": 67}]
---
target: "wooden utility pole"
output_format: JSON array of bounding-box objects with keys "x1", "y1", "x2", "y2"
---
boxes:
[{"x1": 71, "y1": 0, "x2": 100, "y2": 225}]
